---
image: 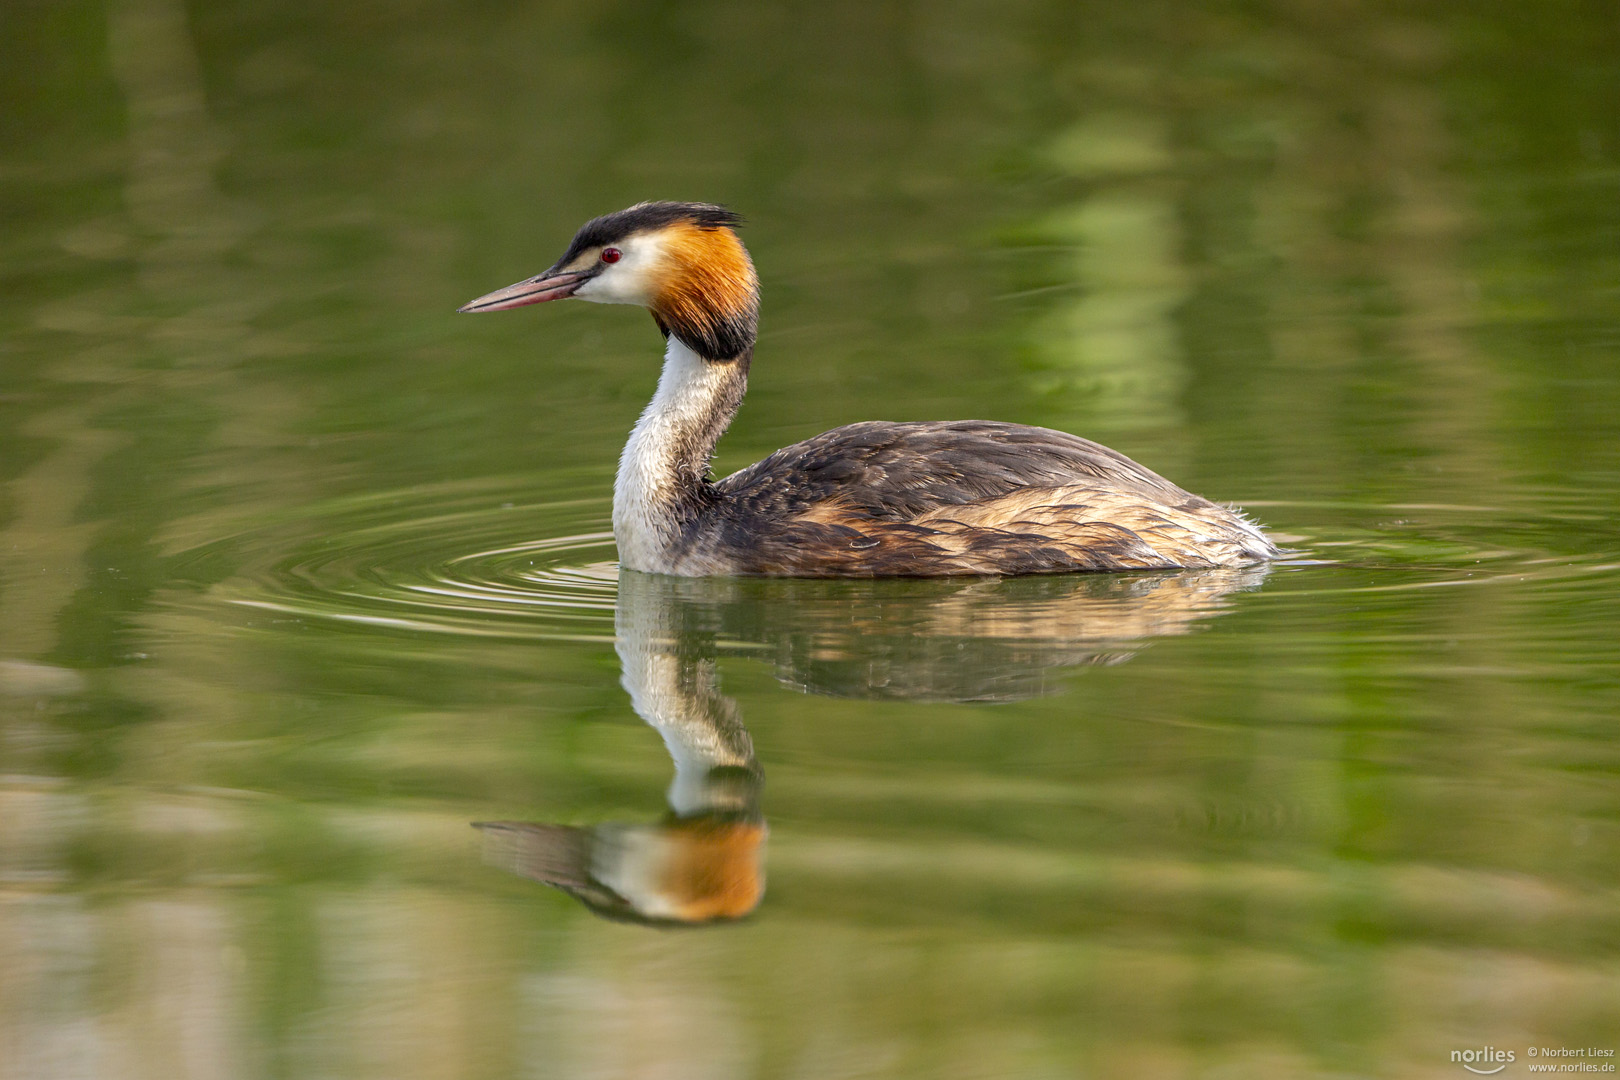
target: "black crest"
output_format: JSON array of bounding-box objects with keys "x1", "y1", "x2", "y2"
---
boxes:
[{"x1": 554, "y1": 201, "x2": 743, "y2": 268}]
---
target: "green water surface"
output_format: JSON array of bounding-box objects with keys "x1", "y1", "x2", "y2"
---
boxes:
[{"x1": 3, "y1": 1, "x2": 1619, "y2": 1077}]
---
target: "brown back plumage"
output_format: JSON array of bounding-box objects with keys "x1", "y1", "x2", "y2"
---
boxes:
[{"x1": 673, "y1": 420, "x2": 1276, "y2": 576}]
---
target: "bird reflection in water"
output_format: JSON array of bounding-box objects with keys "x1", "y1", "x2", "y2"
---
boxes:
[{"x1": 476, "y1": 564, "x2": 1268, "y2": 924}]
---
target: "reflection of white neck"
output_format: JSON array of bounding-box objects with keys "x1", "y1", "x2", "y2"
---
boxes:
[
  {"x1": 615, "y1": 574, "x2": 756, "y2": 816},
  {"x1": 612, "y1": 337, "x2": 744, "y2": 574}
]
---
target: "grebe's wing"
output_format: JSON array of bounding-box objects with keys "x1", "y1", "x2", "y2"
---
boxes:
[
  {"x1": 693, "y1": 421, "x2": 1273, "y2": 576},
  {"x1": 714, "y1": 420, "x2": 1214, "y2": 519}
]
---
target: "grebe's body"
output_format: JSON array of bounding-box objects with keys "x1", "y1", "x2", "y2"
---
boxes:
[{"x1": 462, "y1": 202, "x2": 1276, "y2": 577}]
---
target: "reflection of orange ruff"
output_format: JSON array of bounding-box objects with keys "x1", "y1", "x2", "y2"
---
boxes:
[{"x1": 659, "y1": 818, "x2": 767, "y2": 922}]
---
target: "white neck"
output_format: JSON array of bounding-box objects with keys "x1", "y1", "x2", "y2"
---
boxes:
[
  {"x1": 614, "y1": 573, "x2": 758, "y2": 816},
  {"x1": 613, "y1": 336, "x2": 743, "y2": 573}
]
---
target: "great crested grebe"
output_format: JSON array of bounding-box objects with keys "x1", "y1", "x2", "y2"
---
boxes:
[{"x1": 460, "y1": 201, "x2": 1277, "y2": 577}]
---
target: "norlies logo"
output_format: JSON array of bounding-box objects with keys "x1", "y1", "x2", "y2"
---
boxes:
[{"x1": 1453, "y1": 1047, "x2": 1516, "y2": 1074}]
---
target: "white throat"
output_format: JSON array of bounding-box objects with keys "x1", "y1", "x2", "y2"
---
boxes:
[{"x1": 613, "y1": 337, "x2": 737, "y2": 573}]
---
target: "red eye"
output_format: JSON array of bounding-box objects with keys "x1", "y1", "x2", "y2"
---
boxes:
[{"x1": 601, "y1": 247, "x2": 622, "y2": 264}]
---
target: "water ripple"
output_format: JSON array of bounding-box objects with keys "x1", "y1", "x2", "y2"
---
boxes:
[
  {"x1": 172, "y1": 486, "x2": 1620, "y2": 648},
  {"x1": 188, "y1": 482, "x2": 621, "y2": 641}
]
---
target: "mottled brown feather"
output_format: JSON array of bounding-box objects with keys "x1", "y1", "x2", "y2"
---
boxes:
[{"x1": 665, "y1": 420, "x2": 1276, "y2": 576}]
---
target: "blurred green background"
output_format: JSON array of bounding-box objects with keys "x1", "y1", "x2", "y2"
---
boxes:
[{"x1": 2, "y1": 0, "x2": 1619, "y2": 1077}]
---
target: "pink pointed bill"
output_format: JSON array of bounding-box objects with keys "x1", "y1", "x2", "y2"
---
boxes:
[{"x1": 458, "y1": 270, "x2": 589, "y2": 313}]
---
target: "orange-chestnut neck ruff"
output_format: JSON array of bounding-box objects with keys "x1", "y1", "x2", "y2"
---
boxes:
[{"x1": 650, "y1": 221, "x2": 758, "y2": 362}]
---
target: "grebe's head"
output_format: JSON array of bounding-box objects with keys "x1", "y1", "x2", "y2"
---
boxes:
[
  {"x1": 474, "y1": 814, "x2": 766, "y2": 925},
  {"x1": 459, "y1": 201, "x2": 758, "y2": 361}
]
